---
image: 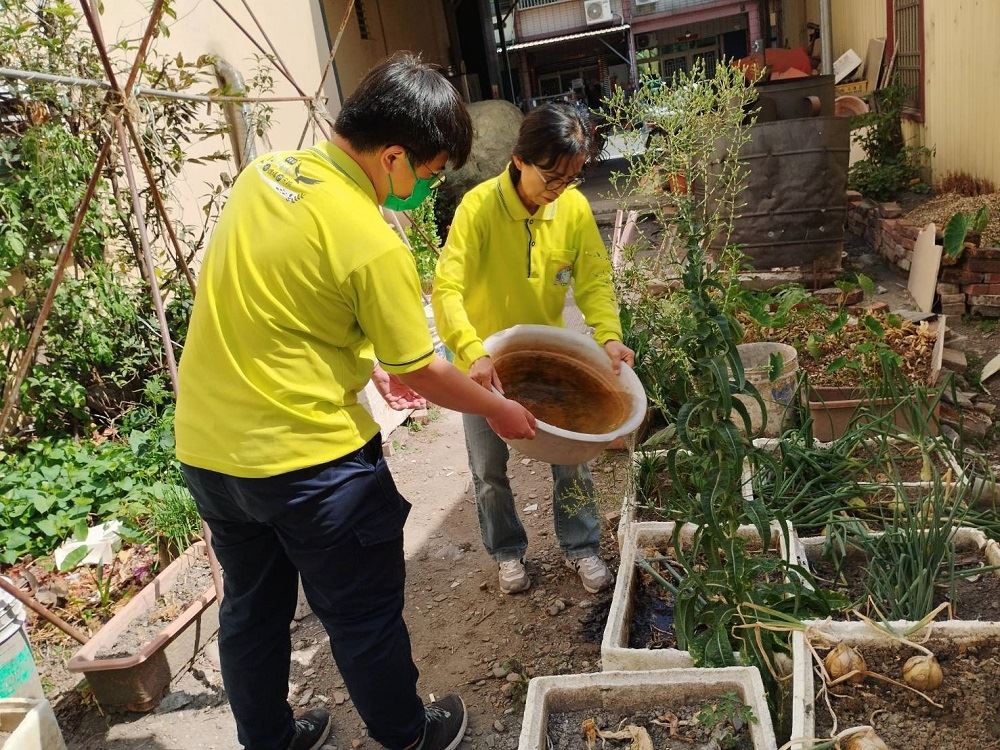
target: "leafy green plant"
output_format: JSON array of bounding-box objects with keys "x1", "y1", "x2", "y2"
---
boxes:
[
  {"x1": 0, "y1": 404, "x2": 182, "y2": 563},
  {"x1": 694, "y1": 692, "x2": 756, "y2": 750},
  {"x1": 943, "y1": 205, "x2": 990, "y2": 258},
  {"x1": 142, "y1": 483, "x2": 202, "y2": 564},
  {"x1": 404, "y1": 192, "x2": 442, "y2": 290},
  {"x1": 849, "y1": 77, "x2": 932, "y2": 200}
]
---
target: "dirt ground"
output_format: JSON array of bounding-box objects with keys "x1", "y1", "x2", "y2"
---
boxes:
[{"x1": 54, "y1": 410, "x2": 631, "y2": 750}]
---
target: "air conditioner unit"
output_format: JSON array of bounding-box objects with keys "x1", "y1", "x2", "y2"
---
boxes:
[
  {"x1": 635, "y1": 33, "x2": 652, "y2": 49},
  {"x1": 584, "y1": 0, "x2": 613, "y2": 25}
]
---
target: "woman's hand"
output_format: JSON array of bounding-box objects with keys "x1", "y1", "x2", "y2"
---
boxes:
[{"x1": 603, "y1": 340, "x2": 635, "y2": 374}]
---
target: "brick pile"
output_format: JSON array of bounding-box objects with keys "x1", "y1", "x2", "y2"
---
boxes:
[{"x1": 846, "y1": 191, "x2": 1000, "y2": 318}]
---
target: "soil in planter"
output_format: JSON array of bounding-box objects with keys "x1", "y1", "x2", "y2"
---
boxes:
[
  {"x1": 860, "y1": 447, "x2": 954, "y2": 485},
  {"x1": 494, "y1": 350, "x2": 628, "y2": 434},
  {"x1": 629, "y1": 546, "x2": 779, "y2": 649},
  {"x1": 548, "y1": 699, "x2": 754, "y2": 750},
  {"x1": 809, "y1": 547, "x2": 1000, "y2": 621},
  {"x1": 94, "y1": 557, "x2": 213, "y2": 659},
  {"x1": 814, "y1": 637, "x2": 1000, "y2": 750}
]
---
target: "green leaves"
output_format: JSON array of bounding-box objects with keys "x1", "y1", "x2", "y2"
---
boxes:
[{"x1": 944, "y1": 205, "x2": 990, "y2": 258}]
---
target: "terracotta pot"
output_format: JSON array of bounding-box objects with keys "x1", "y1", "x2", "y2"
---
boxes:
[{"x1": 835, "y1": 95, "x2": 869, "y2": 118}]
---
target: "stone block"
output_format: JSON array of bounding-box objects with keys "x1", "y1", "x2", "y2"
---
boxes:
[
  {"x1": 967, "y1": 295, "x2": 1000, "y2": 306},
  {"x1": 941, "y1": 304, "x2": 968, "y2": 318},
  {"x1": 936, "y1": 283, "x2": 961, "y2": 295},
  {"x1": 971, "y1": 305, "x2": 1000, "y2": 318},
  {"x1": 940, "y1": 293, "x2": 967, "y2": 305}
]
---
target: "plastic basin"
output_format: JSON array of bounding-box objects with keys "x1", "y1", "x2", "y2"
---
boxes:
[{"x1": 483, "y1": 325, "x2": 647, "y2": 465}]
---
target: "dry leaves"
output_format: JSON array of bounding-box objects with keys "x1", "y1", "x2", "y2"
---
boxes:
[{"x1": 581, "y1": 721, "x2": 653, "y2": 750}]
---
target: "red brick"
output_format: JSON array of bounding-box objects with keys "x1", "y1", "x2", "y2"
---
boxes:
[
  {"x1": 962, "y1": 284, "x2": 1000, "y2": 296},
  {"x1": 941, "y1": 268, "x2": 986, "y2": 284},
  {"x1": 846, "y1": 190, "x2": 863, "y2": 203},
  {"x1": 983, "y1": 273, "x2": 1000, "y2": 283},
  {"x1": 896, "y1": 223, "x2": 921, "y2": 240},
  {"x1": 941, "y1": 304, "x2": 968, "y2": 317},
  {"x1": 968, "y1": 246, "x2": 1000, "y2": 259},
  {"x1": 965, "y1": 257, "x2": 1000, "y2": 273}
]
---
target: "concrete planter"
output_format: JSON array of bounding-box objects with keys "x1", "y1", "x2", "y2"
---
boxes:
[
  {"x1": 602, "y1": 521, "x2": 798, "y2": 671},
  {"x1": 67, "y1": 542, "x2": 220, "y2": 712},
  {"x1": 0, "y1": 698, "x2": 66, "y2": 750},
  {"x1": 791, "y1": 619, "x2": 1000, "y2": 747},
  {"x1": 518, "y1": 668, "x2": 777, "y2": 750}
]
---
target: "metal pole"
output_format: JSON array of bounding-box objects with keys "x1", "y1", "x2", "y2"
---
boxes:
[
  {"x1": 123, "y1": 117, "x2": 198, "y2": 294},
  {"x1": 0, "y1": 577, "x2": 90, "y2": 645},
  {"x1": 0, "y1": 67, "x2": 314, "y2": 104},
  {"x1": 493, "y1": 0, "x2": 516, "y2": 102},
  {"x1": 297, "y1": 0, "x2": 357, "y2": 149},
  {"x1": 819, "y1": 0, "x2": 833, "y2": 75}
]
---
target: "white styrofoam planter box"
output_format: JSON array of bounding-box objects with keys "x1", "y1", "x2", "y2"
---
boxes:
[
  {"x1": 791, "y1": 620, "x2": 1000, "y2": 748},
  {"x1": 0, "y1": 698, "x2": 66, "y2": 750},
  {"x1": 518, "y1": 668, "x2": 777, "y2": 750},
  {"x1": 617, "y1": 451, "x2": 753, "y2": 549},
  {"x1": 602, "y1": 521, "x2": 799, "y2": 671}
]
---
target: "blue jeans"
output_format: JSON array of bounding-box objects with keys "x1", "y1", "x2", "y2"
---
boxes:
[
  {"x1": 182, "y1": 435, "x2": 424, "y2": 750},
  {"x1": 462, "y1": 414, "x2": 601, "y2": 562}
]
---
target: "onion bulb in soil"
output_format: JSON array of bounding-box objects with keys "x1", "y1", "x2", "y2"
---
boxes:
[
  {"x1": 825, "y1": 642, "x2": 867, "y2": 684},
  {"x1": 902, "y1": 654, "x2": 943, "y2": 691},
  {"x1": 844, "y1": 728, "x2": 890, "y2": 750}
]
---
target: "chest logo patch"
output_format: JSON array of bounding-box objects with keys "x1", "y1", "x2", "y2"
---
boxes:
[{"x1": 554, "y1": 265, "x2": 572, "y2": 286}]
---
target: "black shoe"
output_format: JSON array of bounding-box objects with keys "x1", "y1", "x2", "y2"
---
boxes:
[
  {"x1": 289, "y1": 707, "x2": 332, "y2": 750},
  {"x1": 418, "y1": 694, "x2": 467, "y2": 750}
]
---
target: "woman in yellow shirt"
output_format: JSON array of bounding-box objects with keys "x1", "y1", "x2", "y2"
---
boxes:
[{"x1": 432, "y1": 103, "x2": 634, "y2": 595}]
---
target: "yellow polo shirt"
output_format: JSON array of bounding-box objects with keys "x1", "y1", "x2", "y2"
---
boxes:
[
  {"x1": 432, "y1": 167, "x2": 622, "y2": 372},
  {"x1": 175, "y1": 143, "x2": 435, "y2": 478}
]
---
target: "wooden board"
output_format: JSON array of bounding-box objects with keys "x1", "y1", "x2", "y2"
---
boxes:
[
  {"x1": 864, "y1": 37, "x2": 887, "y2": 94},
  {"x1": 907, "y1": 222, "x2": 941, "y2": 313}
]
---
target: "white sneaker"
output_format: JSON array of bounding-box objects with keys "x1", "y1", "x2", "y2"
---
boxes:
[
  {"x1": 565, "y1": 555, "x2": 613, "y2": 594},
  {"x1": 497, "y1": 559, "x2": 530, "y2": 594}
]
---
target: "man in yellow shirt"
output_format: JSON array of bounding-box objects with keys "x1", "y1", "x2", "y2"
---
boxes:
[
  {"x1": 176, "y1": 56, "x2": 534, "y2": 750},
  {"x1": 432, "y1": 103, "x2": 634, "y2": 596}
]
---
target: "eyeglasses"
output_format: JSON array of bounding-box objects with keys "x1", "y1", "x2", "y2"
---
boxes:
[
  {"x1": 530, "y1": 163, "x2": 584, "y2": 192},
  {"x1": 428, "y1": 171, "x2": 447, "y2": 190}
]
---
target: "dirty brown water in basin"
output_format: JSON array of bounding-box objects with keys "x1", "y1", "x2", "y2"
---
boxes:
[{"x1": 494, "y1": 349, "x2": 628, "y2": 434}]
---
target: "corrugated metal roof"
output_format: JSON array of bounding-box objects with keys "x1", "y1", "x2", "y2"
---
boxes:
[{"x1": 500, "y1": 24, "x2": 630, "y2": 52}]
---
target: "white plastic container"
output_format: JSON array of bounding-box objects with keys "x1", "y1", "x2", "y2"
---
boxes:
[
  {"x1": 735, "y1": 342, "x2": 798, "y2": 438},
  {"x1": 483, "y1": 325, "x2": 647, "y2": 465},
  {"x1": 0, "y1": 583, "x2": 43, "y2": 700},
  {"x1": 0, "y1": 698, "x2": 66, "y2": 750},
  {"x1": 518, "y1": 668, "x2": 777, "y2": 750}
]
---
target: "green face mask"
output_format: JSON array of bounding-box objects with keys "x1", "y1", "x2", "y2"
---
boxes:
[{"x1": 383, "y1": 155, "x2": 436, "y2": 211}]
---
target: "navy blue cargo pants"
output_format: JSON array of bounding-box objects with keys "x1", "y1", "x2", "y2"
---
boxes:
[{"x1": 182, "y1": 435, "x2": 425, "y2": 750}]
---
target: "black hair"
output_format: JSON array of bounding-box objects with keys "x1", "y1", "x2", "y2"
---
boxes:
[
  {"x1": 511, "y1": 102, "x2": 599, "y2": 174},
  {"x1": 334, "y1": 53, "x2": 474, "y2": 169}
]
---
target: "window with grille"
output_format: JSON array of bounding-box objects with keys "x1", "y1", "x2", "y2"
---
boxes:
[{"x1": 892, "y1": 0, "x2": 923, "y2": 115}]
